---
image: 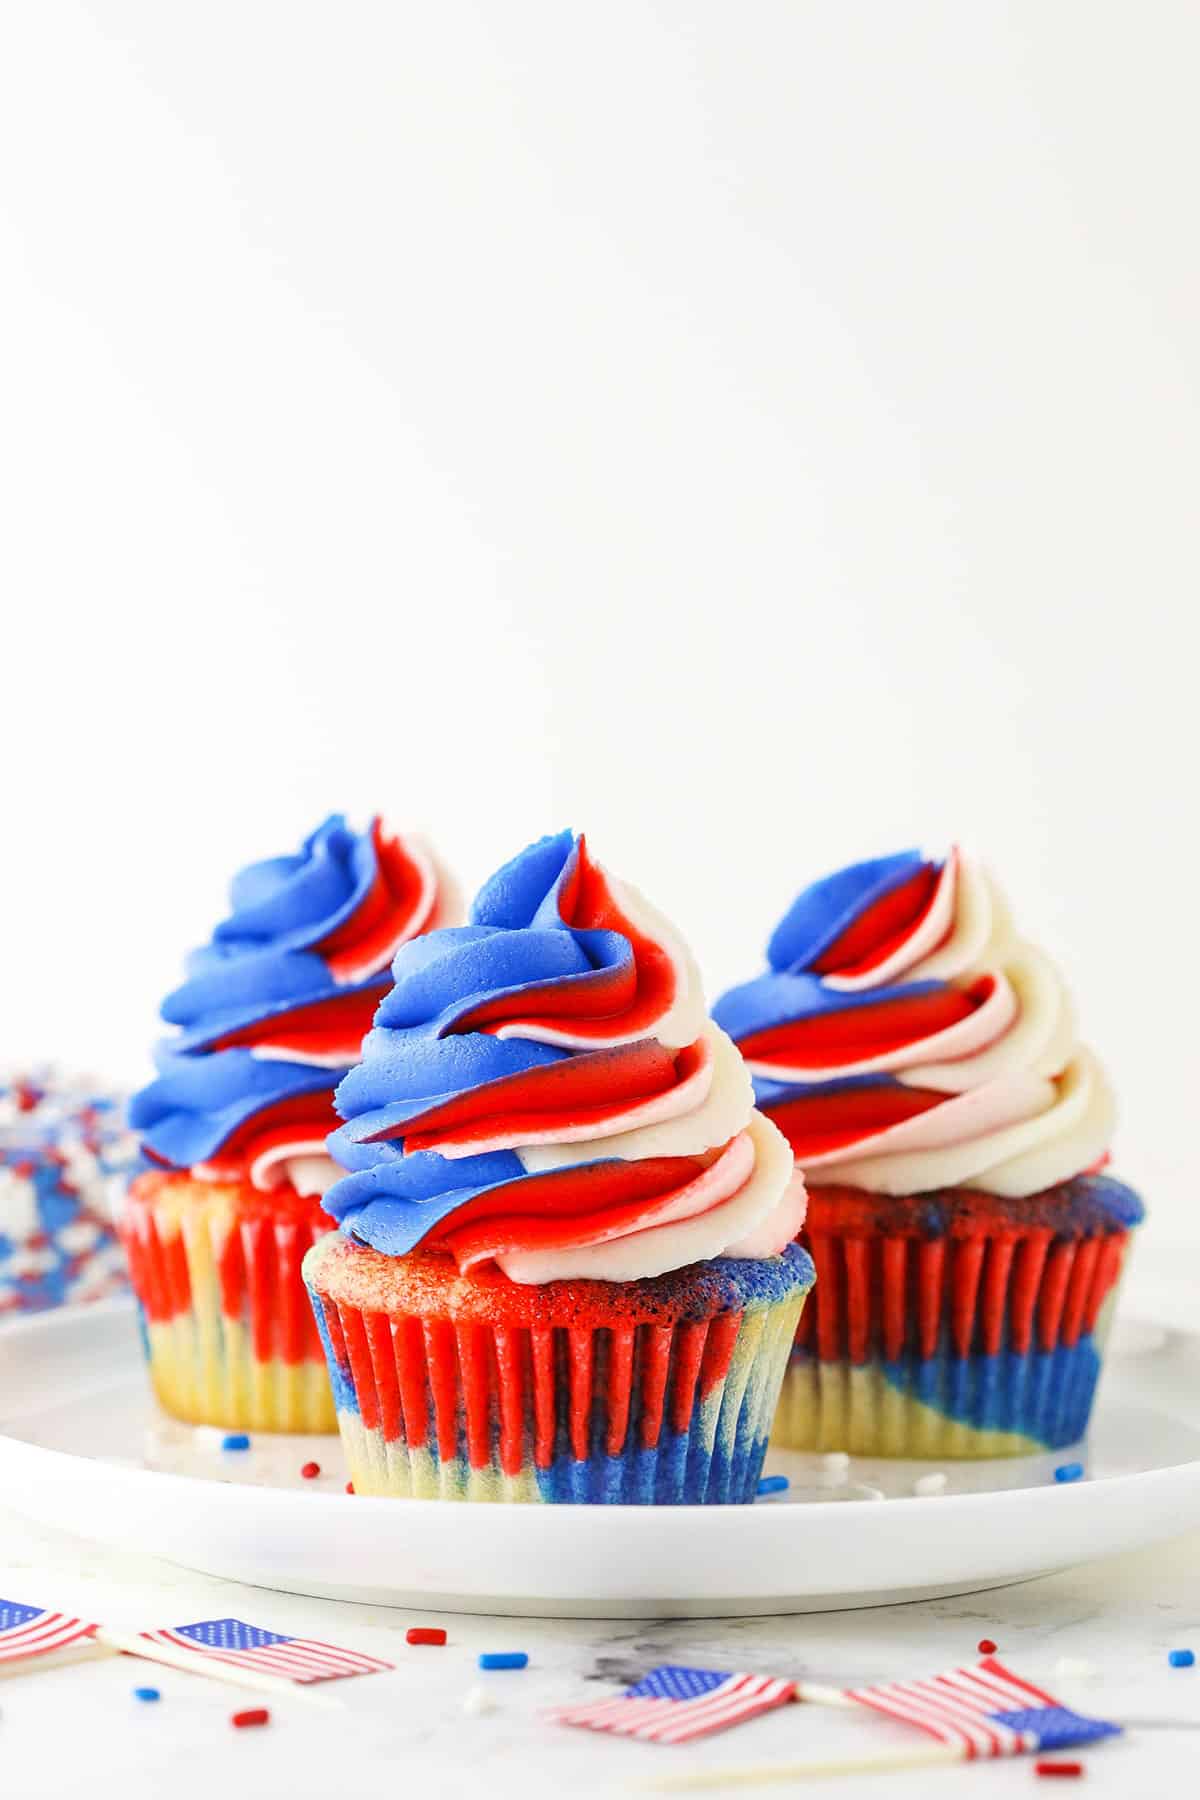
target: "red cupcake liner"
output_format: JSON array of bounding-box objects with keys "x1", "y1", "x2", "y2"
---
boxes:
[
  {"x1": 772, "y1": 1182, "x2": 1137, "y2": 1456},
  {"x1": 304, "y1": 1235, "x2": 811, "y2": 1501},
  {"x1": 120, "y1": 1172, "x2": 337, "y2": 1431}
]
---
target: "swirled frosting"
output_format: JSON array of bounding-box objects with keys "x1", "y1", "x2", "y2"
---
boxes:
[
  {"x1": 323, "y1": 831, "x2": 804, "y2": 1284},
  {"x1": 130, "y1": 816, "x2": 457, "y2": 1195},
  {"x1": 712, "y1": 847, "x2": 1116, "y2": 1198}
]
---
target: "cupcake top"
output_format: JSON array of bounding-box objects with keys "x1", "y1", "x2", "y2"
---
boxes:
[
  {"x1": 130, "y1": 816, "x2": 457, "y2": 1196},
  {"x1": 712, "y1": 847, "x2": 1115, "y2": 1198},
  {"x1": 323, "y1": 830, "x2": 804, "y2": 1283}
]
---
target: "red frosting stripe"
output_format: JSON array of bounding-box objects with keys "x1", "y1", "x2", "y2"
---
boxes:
[
  {"x1": 391, "y1": 1038, "x2": 707, "y2": 1154},
  {"x1": 452, "y1": 836, "x2": 678, "y2": 1041},
  {"x1": 210, "y1": 985, "x2": 383, "y2": 1061},
  {"x1": 812, "y1": 861, "x2": 944, "y2": 980},
  {"x1": 767, "y1": 1083, "x2": 945, "y2": 1161},
  {"x1": 196, "y1": 1092, "x2": 340, "y2": 1186},
  {"x1": 314, "y1": 821, "x2": 435, "y2": 982},
  {"x1": 738, "y1": 981, "x2": 988, "y2": 1073},
  {"x1": 426, "y1": 1147, "x2": 740, "y2": 1270}
]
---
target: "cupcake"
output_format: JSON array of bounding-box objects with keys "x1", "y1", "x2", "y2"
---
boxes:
[
  {"x1": 122, "y1": 816, "x2": 457, "y2": 1431},
  {"x1": 713, "y1": 847, "x2": 1144, "y2": 1458},
  {"x1": 304, "y1": 830, "x2": 813, "y2": 1503},
  {"x1": 1, "y1": 1069, "x2": 136, "y2": 1317}
]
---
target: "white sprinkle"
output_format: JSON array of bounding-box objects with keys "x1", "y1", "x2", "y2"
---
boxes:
[
  {"x1": 913, "y1": 1471, "x2": 948, "y2": 1497},
  {"x1": 821, "y1": 1452, "x2": 850, "y2": 1473},
  {"x1": 191, "y1": 1426, "x2": 229, "y2": 1450},
  {"x1": 1053, "y1": 1656, "x2": 1098, "y2": 1680},
  {"x1": 462, "y1": 1684, "x2": 497, "y2": 1716}
]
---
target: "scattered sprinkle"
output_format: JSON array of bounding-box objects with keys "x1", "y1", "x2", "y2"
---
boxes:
[
  {"x1": 221, "y1": 1433, "x2": 251, "y2": 1452},
  {"x1": 1053, "y1": 1657, "x2": 1097, "y2": 1680},
  {"x1": 1169, "y1": 1649, "x2": 1195, "y2": 1668},
  {"x1": 478, "y1": 1652, "x2": 528, "y2": 1671},
  {"x1": 231, "y1": 1708, "x2": 270, "y2": 1729},
  {"x1": 756, "y1": 1475, "x2": 789, "y2": 1497},
  {"x1": 977, "y1": 1639, "x2": 998, "y2": 1655},
  {"x1": 1035, "y1": 1762, "x2": 1083, "y2": 1779},
  {"x1": 462, "y1": 1684, "x2": 497, "y2": 1715},
  {"x1": 345, "y1": 1482, "x2": 355, "y2": 1495},
  {"x1": 192, "y1": 1427, "x2": 228, "y2": 1450},
  {"x1": 406, "y1": 1627, "x2": 447, "y2": 1646},
  {"x1": 913, "y1": 1472, "x2": 947, "y2": 1497},
  {"x1": 300, "y1": 1462, "x2": 320, "y2": 1480},
  {"x1": 821, "y1": 1452, "x2": 850, "y2": 1474},
  {"x1": 1054, "y1": 1462, "x2": 1085, "y2": 1484},
  {"x1": 133, "y1": 1686, "x2": 160, "y2": 1702}
]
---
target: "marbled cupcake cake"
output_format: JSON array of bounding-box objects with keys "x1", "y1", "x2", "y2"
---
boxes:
[
  {"x1": 305, "y1": 830, "x2": 814, "y2": 1502},
  {"x1": 714, "y1": 847, "x2": 1144, "y2": 1457}
]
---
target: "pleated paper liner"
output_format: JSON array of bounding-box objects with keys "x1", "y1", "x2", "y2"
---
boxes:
[
  {"x1": 772, "y1": 1176, "x2": 1144, "y2": 1458},
  {"x1": 121, "y1": 1172, "x2": 338, "y2": 1432},
  {"x1": 303, "y1": 1236, "x2": 815, "y2": 1503}
]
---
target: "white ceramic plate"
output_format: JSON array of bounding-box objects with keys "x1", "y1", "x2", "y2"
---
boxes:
[{"x1": 2, "y1": 1298, "x2": 1199, "y2": 1618}]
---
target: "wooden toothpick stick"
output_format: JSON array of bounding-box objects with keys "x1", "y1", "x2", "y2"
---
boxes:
[{"x1": 648, "y1": 1743, "x2": 964, "y2": 1788}]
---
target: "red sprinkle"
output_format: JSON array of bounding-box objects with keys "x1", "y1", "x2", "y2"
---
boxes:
[
  {"x1": 231, "y1": 1708, "x2": 270, "y2": 1729},
  {"x1": 977, "y1": 1638, "x2": 998, "y2": 1655},
  {"x1": 1035, "y1": 1763, "x2": 1083, "y2": 1779},
  {"x1": 300, "y1": 1462, "x2": 320, "y2": 1480},
  {"x1": 406, "y1": 1627, "x2": 447, "y2": 1646},
  {"x1": 345, "y1": 1481, "x2": 355, "y2": 1494}
]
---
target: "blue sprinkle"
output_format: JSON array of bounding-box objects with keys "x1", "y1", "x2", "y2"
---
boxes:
[
  {"x1": 1053, "y1": 1462, "x2": 1085, "y2": 1484},
  {"x1": 133, "y1": 1687, "x2": 161, "y2": 1702},
  {"x1": 478, "y1": 1652, "x2": 528, "y2": 1671},
  {"x1": 756, "y1": 1475, "x2": 790, "y2": 1497},
  {"x1": 1169, "y1": 1649, "x2": 1195, "y2": 1668},
  {"x1": 221, "y1": 1433, "x2": 251, "y2": 1451}
]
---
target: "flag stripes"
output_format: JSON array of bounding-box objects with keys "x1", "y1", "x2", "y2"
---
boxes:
[
  {"x1": 0, "y1": 1604, "x2": 99, "y2": 1664},
  {"x1": 548, "y1": 1672, "x2": 796, "y2": 1744},
  {"x1": 140, "y1": 1621, "x2": 392, "y2": 1685},
  {"x1": 846, "y1": 1657, "x2": 1117, "y2": 1758}
]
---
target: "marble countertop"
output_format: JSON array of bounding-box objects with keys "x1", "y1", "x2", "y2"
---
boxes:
[{"x1": 3, "y1": 1505, "x2": 1199, "y2": 1797}]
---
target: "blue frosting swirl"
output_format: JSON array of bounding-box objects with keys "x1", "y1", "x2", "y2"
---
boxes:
[
  {"x1": 130, "y1": 815, "x2": 422, "y2": 1180},
  {"x1": 324, "y1": 830, "x2": 695, "y2": 1260}
]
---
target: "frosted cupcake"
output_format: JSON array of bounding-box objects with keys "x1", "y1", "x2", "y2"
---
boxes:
[
  {"x1": 714, "y1": 848, "x2": 1144, "y2": 1458},
  {"x1": 304, "y1": 830, "x2": 813, "y2": 1503},
  {"x1": 123, "y1": 816, "x2": 457, "y2": 1431}
]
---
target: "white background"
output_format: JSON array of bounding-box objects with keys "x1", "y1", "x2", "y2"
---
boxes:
[{"x1": 2, "y1": 5, "x2": 1196, "y2": 1237}]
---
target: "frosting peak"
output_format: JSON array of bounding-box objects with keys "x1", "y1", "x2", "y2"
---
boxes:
[
  {"x1": 130, "y1": 816, "x2": 457, "y2": 1194},
  {"x1": 324, "y1": 832, "x2": 804, "y2": 1283},
  {"x1": 714, "y1": 847, "x2": 1115, "y2": 1198}
]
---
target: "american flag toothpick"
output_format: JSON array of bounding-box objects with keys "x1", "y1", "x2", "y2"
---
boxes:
[
  {"x1": 95, "y1": 1617, "x2": 393, "y2": 1709},
  {"x1": 547, "y1": 1665, "x2": 851, "y2": 1746},
  {"x1": 0, "y1": 1600, "x2": 110, "y2": 1678},
  {"x1": 644, "y1": 1655, "x2": 1122, "y2": 1788}
]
